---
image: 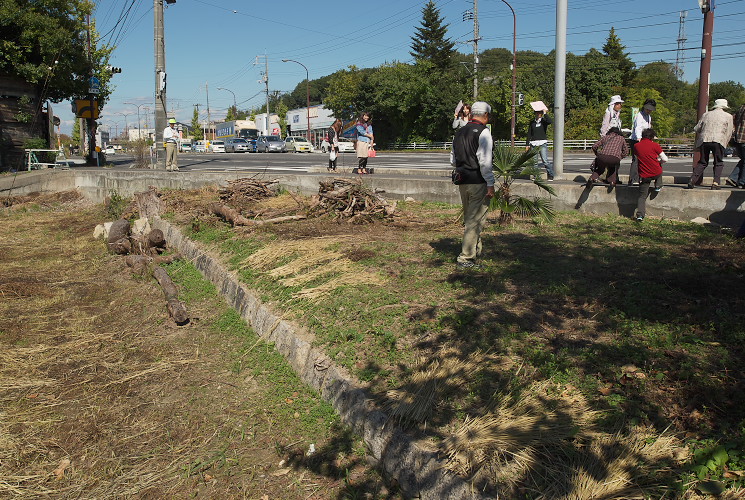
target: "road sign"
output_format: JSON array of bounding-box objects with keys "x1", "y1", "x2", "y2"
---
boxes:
[
  {"x1": 88, "y1": 76, "x2": 100, "y2": 94},
  {"x1": 72, "y1": 99, "x2": 99, "y2": 119}
]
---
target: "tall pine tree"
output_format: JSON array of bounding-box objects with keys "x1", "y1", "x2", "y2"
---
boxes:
[
  {"x1": 603, "y1": 28, "x2": 636, "y2": 86},
  {"x1": 410, "y1": 1, "x2": 455, "y2": 70},
  {"x1": 190, "y1": 107, "x2": 203, "y2": 140}
]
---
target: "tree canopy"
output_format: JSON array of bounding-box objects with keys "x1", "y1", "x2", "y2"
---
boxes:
[{"x1": 0, "y1": 0, "x2": 114, "y2": 106}]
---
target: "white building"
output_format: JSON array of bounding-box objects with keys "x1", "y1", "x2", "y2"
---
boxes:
[
  {"x1": 253, "y1": 113, "x2": 281, "y2": 136},
  {"x1": 286, "y1": 105, "x2": 336, "y2": 146},
  {"x1": 127, "y1": 128, "x2": 154, "y2": 142}
]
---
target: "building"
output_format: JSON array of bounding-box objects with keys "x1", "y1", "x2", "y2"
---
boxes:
[
  {"x1": 253, "y1": 113, "x2": 281, "y2": 136},
  {"x1": 286, "y1": 105, "x2": 335, "y2": 146},
  {"x1": 127, "y1": 128, "x2": 155, "y2": 142}
]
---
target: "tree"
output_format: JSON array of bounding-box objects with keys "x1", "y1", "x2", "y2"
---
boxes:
[
  {"x1": 602, "y1": 28, "x2": 635, "y2": 86},
  {"x1": 0, "y1": 0, "x2": 114, "y2": 105},
  {"x1": 324, "y1": 66, "x2": 366, "y2": 120},
  {"x1": 409, "y1": 1, "x2": 455, "y2": 71},
  {"x1": 71, "y1": 118, "x2": 81, "y2": 145},
  {"x1": 225, "y1": 106, "x2": 237, "y2": 121},
  {"x1": 190, "y1": 107, "x2": 203, "y2": 140},
  {"x1": 709, "y1": 81, "x2": 745, "y2": 109}
]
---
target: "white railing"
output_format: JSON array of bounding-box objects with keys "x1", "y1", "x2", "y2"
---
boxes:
[{"x1": 385, "y1": 139, "x2": 695, "y2": 155}]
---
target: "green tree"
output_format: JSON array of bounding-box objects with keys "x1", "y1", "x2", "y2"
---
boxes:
[
  {"x1": 275, "y1": 100, "x2": 288, "y2": 133},
  {"x1": 190, "y1": 107, "x2": 203, "y2": 140},
  {"x1": 623, "y1": 88, "x2": 673, "y2": 137},
  {"x1": 225, "y1": 106, "x2": 237, "y2": 121},
  {"x1": 71, "y1": 118, "x2": 81, "y2": 144},
  {"x1": 409, "y1": 1, "x2": 455, "y2": 71},
  {"x1": 324, "y1": 66, "x2": 366, "y2": 120},
  {"x1": 709, "y1": 80, "x2": 745, "y2": 109},
  {"x1": 0, "y1": 0, "x2": 114, "y2": 105},
  {"x1": 602, "y1": 28, "x2": 635, "y2": 86}
]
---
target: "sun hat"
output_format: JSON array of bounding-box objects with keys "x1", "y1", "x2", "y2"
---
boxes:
[
  {"x1": 471, "y1": 101, "x2": 491, "y2": 115},
  {"x1": 712, "y1": 98, "x2": 729, "y2": 109},
  {"x1": 168, "y1": 118, "x2": 177, "y2": 124},
  {"x1": 643, "y1": 98, "x2": 657, "y2": 111},
  {"x1": 609, "y1": 95, "x2": 624, "y2": 106}
]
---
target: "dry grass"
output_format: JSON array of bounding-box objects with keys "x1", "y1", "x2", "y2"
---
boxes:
[{"x1": 242, "y1": 236, "x2": 385, "y2": 301}]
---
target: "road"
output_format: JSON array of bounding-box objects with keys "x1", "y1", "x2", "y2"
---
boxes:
[{"x1": 105, "y1": 151, "x2": 741, "y2": 180}]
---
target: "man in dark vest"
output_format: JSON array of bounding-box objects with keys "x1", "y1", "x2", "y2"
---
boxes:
[{"x1": 450, "y1": 101, "x2": 495, "y2": 269}]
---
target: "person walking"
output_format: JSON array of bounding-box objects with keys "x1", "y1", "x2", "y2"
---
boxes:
[
  {"x1": 355, "y1": 112, "x2": 374, "y2": 174},
  {"x1": 327, "y1": 118, "x2": 341, "y2": 172},
  {"x1": 633, "y1": 128, "x2": 668, "y2": 221},
  {"x1": 629, "y1": 98, "x2": 656, "y2": 185},
  {"x1": 163, "y1": 118, "x2": 179, "y2": 172},
  {"x1": 725, "y1": 102, "x2": 745, "y2": 188},
  {"x1": 586, "y1": 127, "x2": 629, "y2": 187},
  {"x1": 450, "y1": 101, "x2": 495, "y2": 269},
  {"x1": 525, "y1": 102, "x2": 554, "y2": 181},
  {"x1": 686, "y1": 99, "x2": 734, "y2": 190},
  {"x1": 600, "y1": 95, "x2": 624, "y2": 137}
]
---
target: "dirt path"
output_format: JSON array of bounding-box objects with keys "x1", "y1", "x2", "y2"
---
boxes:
[{"x1": 0, "y1": 195, "x2": 394, "y2": 499}]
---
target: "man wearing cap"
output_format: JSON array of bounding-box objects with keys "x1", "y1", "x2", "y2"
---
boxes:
[
  {"x1": 686, "y1": 99, "x2": 734, "y2": 190},
  {"x1": 628, "y1": 98, "x2": 656, "y2": 185},
  {"x1": 163, "y1": 118, "x2": 179, "y2": 172},
  {"x1": 450, "y1": 101, "x2": 495, "y2": 269}
]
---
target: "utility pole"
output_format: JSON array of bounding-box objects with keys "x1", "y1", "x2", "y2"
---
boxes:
[
  {"x1": 553, "y1": 0, "x2": 568, "y2": 177},
  {"x1": 265, "y1": 54, "x2": 270, "y2": 134},
  {"x1": 500, "y1": 0, "x2": 517, "y2": 146},
  {"x1": 674, "y1": 10, "x2": 688, "y2": 79},
  {"x1": 85, "y1": 14, "x2": 97, "y2": 165},
  {"x1": 154, "y1": 0, "x2": 167, "y2": 168},
  {"x1": 472, "y1": 0, "x2": 479, "y2": 100},
  {"x1": 693, "y1": 0, "x2": 714, "y2": 172},
  {"x1": 205, "y1": 82, "x2": 212, "y2": 140}
]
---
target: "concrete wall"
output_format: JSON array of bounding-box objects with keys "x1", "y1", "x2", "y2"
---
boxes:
[{"x1": 2, "y1": 168, "x2": 744, "y2": 227}]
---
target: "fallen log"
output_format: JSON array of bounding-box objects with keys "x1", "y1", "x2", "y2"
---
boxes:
[
  {"x1": 152, "y1": 266, "x2": 189, "y2": 325},
  {"x1": 211, "y1": 203, "x2": 306, "y2": 226}
]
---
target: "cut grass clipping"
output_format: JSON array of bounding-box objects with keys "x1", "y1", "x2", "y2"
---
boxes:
[{"x1": 242, "y1": 237, "x2": 385, "y2": 301}]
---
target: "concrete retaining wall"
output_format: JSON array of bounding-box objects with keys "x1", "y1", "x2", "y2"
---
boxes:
[
  {"x1": 2, "y1": 168, "x2": 744, "y2": 227},
  {"x1": 153, "y1": 218, "x2": 485, "y2": 499}
]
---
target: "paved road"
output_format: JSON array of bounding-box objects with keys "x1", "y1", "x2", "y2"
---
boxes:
[{"x1": 104, "y1": 151, "x2": 741, "y2": 180}]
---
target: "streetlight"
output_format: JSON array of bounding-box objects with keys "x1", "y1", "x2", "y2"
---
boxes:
[
  {"x1": 216, "y1": 87, "x2": 237, "y2": 118},
  {"x1": 124, "y1": 102, "x2": 144, "y2": 140},
  {"x1": 118, "y1": 112, "x2": 130, "y2": 139},
  {"x1": 499, "y1": 0, "x2": 517, "y2": 147},
  {"x1": 282, "y1": 59, "x2": 311, "y2": 143}
]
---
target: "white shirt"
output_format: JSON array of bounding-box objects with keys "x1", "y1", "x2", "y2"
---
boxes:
[
  {"x1": 163, "y1": 125, "x2": 178, "y2": 143},
  {"x1": 631, "y1": 111, "x2": 651, "y2": 141}
]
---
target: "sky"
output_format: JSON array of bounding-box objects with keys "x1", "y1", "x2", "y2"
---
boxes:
[{"x1": 58, "y1": 0, "x2": 745, "y2": 136}]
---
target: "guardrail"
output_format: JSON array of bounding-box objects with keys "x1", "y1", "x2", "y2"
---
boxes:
[{"x1": 386, "y1": 139, "x2": 696, "y2": 156}]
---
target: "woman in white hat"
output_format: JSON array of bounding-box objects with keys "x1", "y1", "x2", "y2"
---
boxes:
[{"x1": 600, "y1": 95, "x2": 624, "y2": 137}]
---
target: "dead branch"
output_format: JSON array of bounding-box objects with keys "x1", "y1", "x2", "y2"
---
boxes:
[
  {"x1": 152, "y1": 266, "x2": 189, "y2": 325},
  {"x1": 210, "y1": 203, "x2": 253, "y2": 226},
  {"x1": 311, "y1": 178, "x2": 396, "y2": 222},
  {"x1": 218, "y1": 178, "x2": 279, "y2": 203}
]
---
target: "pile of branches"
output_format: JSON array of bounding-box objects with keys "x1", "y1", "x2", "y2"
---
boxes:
[
  {"x1": 310, "y1": 178, "x2": 397, "y2": 222},
  {"x1": 218, "y1": 178, "x2": 279, "y2": 203}
]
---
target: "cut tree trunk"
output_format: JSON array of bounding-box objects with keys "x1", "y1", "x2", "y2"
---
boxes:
[
  {"x1": 152, "y1": 266, "x2": 189, "y2": 325},
  {"x1": 107, "y1": 219, "x2": 131, "y2": 254},
  {"x1": 135, "y1": 187, "x2": 161, "y2": 219}
]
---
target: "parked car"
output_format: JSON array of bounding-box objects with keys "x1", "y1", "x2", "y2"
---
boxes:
[
  {"x1": 180, "y1": 142, "x2": 192, "y2": 152},
  {"x1": 725, "y1": 146, "x2": 739, "y2": 158},
  {"x1": 256, "y1": 135, "x2": 287, "y2": 153},
  {"x1": 209, "y1": 140, "x2": 225, "y2": 153},
  {"x1": 320, "y1": 137, "x2": 355, "y2": 153},
  {"x1": 193, "y1": 140, "x2": 207, "y2": 152},
  {"x1": 225, "y1": 137, "x2": 250, "y2": 153},
  {"x1": 285, "y1": 136, "x2": 314, "y2": 153},
  {"x1": 104, "y1": 146, "x2": 116, "y2": 155}
]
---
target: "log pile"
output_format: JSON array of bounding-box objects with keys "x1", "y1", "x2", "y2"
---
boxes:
[
  {"x1": 311, "y1": 178, "x2": 397, "y2": 222},
  {"x1": 219, "y1": 178, "x2": 279, "y2": 203}
]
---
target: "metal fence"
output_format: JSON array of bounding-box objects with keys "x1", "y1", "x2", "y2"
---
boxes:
[{"x1": 386, "y1": 139, "x2": 695, "y2": 156}]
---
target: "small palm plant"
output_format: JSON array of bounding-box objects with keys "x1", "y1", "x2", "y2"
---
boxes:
[{"x1": 489, "y1": 145, "x2": 557, "y2": 226}]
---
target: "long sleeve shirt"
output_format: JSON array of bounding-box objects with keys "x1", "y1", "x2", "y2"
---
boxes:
[
  {"x1": 600, "y1": 109, "x2": 622, "y2": 136},
  {"x1": 630, "y1": 111, "x2": 652, "y2": 141},
  {"x1": 592, "y1": 133, "x2": 629, "y2": 160},
  {"x1": 163, "y1": 126, "x2": 178, "y2": 143},
  {"x1": 526, "y1": 115, "x2": 552, "y2": 146},
  {"x1": 694, "y1": 108, "x2": 734, "y2": 148}
]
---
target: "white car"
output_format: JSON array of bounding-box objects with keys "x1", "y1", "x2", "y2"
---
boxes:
[
  {"x1": 104, "y1": 147, "x2": 115, "y2": 155},
  {"x1": 321, "y1": 137, "x2": 355, "y2": 153},
  {"x1": 209, "y1": 140, "x2": 225, "y2": 153}
]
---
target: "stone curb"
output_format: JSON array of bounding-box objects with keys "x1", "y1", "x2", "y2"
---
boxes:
[{"x1": 152, "y1": 218, "x2": 487, "y2": 500}]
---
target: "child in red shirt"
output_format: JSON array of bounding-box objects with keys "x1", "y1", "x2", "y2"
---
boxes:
[{"x1": 633, "y1": 128, "x2": 668, "y2": 221}]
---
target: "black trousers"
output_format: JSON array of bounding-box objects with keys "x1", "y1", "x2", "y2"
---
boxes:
[
  {"x1": 589, "y1": 153, "x2": 621, "y2": 184},
  {"x1": 690, "y1": 142, "x2": 725, "y2": 185}
]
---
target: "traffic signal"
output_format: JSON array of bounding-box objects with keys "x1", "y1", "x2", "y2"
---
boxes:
[
  {"x1": 517, "y1": 93, "x2": 525, "y2": 106},
  {"x1": 107, "y1": 65, "x2": 122, "y2": 74}
]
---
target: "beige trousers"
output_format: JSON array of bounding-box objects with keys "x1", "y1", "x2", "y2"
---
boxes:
[
  {"x1": 457, "y1": 183, "x2": 489, "y2": 264},
  {"x1": 165, "y1": 143, "x2": 178, "y2": 171}
]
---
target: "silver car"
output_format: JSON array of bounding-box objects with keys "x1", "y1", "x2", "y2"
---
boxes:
[
  {"x1": 225, "y1": 138, "x2": 250, "y2": 153},
  {"x1": 256, "y1": 135, "x2": 287, "y2": 153}
]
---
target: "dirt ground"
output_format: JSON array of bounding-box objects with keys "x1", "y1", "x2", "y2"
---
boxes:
[{"x1": 0, "y1": 192, "x2": 395, "y2": 499}]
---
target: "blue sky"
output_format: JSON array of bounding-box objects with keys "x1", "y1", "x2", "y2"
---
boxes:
[{"x1": 62, "y1": 0, "x2": 745, "y2": 136}]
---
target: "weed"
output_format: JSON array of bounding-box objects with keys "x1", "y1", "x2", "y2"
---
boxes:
[{"x1": 106, "y1": 189, "x2": 128, "y2": 219}]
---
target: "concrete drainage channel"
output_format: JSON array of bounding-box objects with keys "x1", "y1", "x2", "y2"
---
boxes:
[{"x1": 152, "y1": 218, "x2": 485, "y2": 500}]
